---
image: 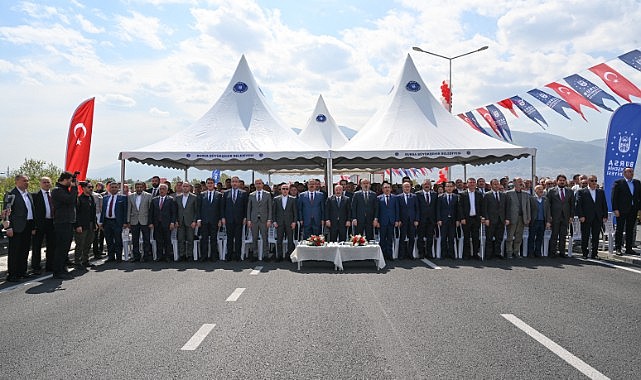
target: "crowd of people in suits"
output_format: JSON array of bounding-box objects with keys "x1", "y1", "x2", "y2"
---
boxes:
[{"x1": 2, "y1": 168, "x2": 640, "y2": 282}]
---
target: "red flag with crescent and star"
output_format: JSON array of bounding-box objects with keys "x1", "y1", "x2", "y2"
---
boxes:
[
  {"x1": 545, "y1": 81, "x2": 598, "y2": 121},
  {"x1": 589, "y1": 63, "x2": 641, "y2": 102},
  {"x1": 65, "y1": 97, "x2": 95, "y2": 182}
]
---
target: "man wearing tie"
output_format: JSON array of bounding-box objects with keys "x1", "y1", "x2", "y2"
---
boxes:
[
  {"x1": 176, "y1": 182, "x2": 199, "y2": 261},
  {"x1": 460, "y1": 178, "x2": 484, "y2": 260},
  {"x1": 146, "y1": 175, "x2": 161, "y2": 198},
  {"x1": 2, "y1": 174, "x2": 35, "y2": 282},
  {"x1": 547, "y1": 174, "x2": 574, "y2": 257},
  {"x1": 416, "y1": 179, "x2": 437, "y2": 259},
  {"x1": 376, "y1": 182, "x2": 399, "y2": 260},
  {"x1": 222, "y1": 176, "x2": 247, "y2": 261},
  {"x1": 351, "y1": 179, "x2": 378, "y2": 240},
  {"x1": 437, "y1": 181, "x2": 461, "y2": 259},
  {"x1": 148, "y1": 184, "x2": 176, "y2": 262},
  {"x1": 197, "y1": 178, "x2": 223, "y2": 261},
  {"x1": 528, "y1": 185, "x2": 551, "y2": 257},
  {"x1": 482, "y1": 179, "x2": 507, "y2": 259},
  {"x1": 31, "y1": 176, "x2": 56, "y2": 274},
  {"x1": 272, "y1": 184, "x2": 298, "y2": 261},
  {"x1": 298, "y1": 179, "x2": 325, "y2": 239},
  {"x1": 611, "y1": 167, "x2": 641, "y2": 255},
  {"x1": 576, "y1": 175, "x2": 608, "y2": 259},
  {"x1": 325, "y1": 184, "x2": 351, "y2": 242},
  {"x1": 99, "y1": 182, "x2": 128, "y2": 262},
  {"x1": 247, "y1": 178, "x2": 272, "y2": 261},
  {"x1": 398, "y1": 181, "x2": 419, "y2": 259},
  {"x1": 505, "y1": 177, "x2": 531, "y2": 259},
  {"x1": 126, "y1": 181, "x2": 153, "y2": 262}
]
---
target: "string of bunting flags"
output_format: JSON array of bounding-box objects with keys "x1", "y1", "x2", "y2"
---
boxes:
[{"x1": 457, "y1": 49, "x2": 641, "y2": 141}]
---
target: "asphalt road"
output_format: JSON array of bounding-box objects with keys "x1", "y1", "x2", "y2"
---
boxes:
[{"x1": 1, "y1": 256, "x2": 639, "y2": 379}]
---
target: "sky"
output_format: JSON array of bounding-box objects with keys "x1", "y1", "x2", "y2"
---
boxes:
[{"x1": 1, "y1": 0, "x2": 641, "y2": 179}]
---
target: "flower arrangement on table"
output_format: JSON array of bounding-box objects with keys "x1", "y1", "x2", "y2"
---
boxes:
[
  {"x1": 350, "y1": 234, "x2": 367, "y2": 246},
  {"x1": 306, "y1": 234, "x2": 326, "y2": 246}
]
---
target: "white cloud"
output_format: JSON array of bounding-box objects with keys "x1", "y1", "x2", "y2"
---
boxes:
[
  {"x1": 116, "y1": 11, "x2": 170, "y2": 50},
  {"x1": 15, "y1": 1, "x2": 70, "y2": 24},
  {"x1": 149, "y1": 107, "x2": 170, "y2": 117},
  {"x1": 76, "y1": 14, "x2": 104, "y2": 34},
  {"x1": 102, "y1": 93, "x2": 137, "y2": 107}
]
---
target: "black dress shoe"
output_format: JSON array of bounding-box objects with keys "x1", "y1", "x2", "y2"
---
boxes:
[
  {"x1": 105, "y1": 258, "x2": 116, "y2": 262},
  {"x1": 52, "y1": 272, "x2": 73, "y2": 280},
  {"x1": 93, "y1": 254, "x2": 104, "y2": 260},
  {"x1": 5, "y1": 276, "x2": 20, "y2": 282},
  {"x1": 31, "y1": 270, "x2": 42, "y2": 276},
  {"x1": 82, "y1": 262, "x2": 96, "y2": 267}
]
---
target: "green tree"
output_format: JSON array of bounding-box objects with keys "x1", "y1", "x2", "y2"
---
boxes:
[{"x1": 0, "y1": 159, "x2": 63, "y2": 198}]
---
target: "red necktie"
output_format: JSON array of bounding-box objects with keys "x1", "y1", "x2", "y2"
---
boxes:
[{"x1": 159, "y1": 197, "x2": 164, "y2": 210}]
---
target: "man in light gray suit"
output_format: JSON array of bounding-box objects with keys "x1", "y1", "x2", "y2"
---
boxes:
[
  {"x1": 176, "y1": 182, "x2": 199, "y2": 261},
  {"x1": 505, "y1": 177, "x2": 531, "y2": 258},
  {"x1": 272, "y1": 183, "x2": 298, "y2": 261},
  {"x1": 247, "y1": 178, "x2": 273, "y2": 261},
  {"x1": 126, "y1": 181, "x2": 153, "y2": 262}
]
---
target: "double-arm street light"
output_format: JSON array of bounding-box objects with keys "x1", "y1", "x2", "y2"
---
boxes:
[{"x1": 412, "y1": 45, "x2": 488, "y2": 113}]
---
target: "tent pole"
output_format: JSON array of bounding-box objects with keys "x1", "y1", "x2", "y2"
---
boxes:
[
  {"x1": 184, "y1": 167, "x2": 188, "y2": 183},
  {"x1": 463, "y1": 164, "x2": 467, "y2": 180},
  {"x1": 531, "y1": 152, "x2": 536, "y2": 185},
  {"x1": 252, "y1": 170, "x2": 255, "y2": 184},
  {"x1": 326, "y1": 158, "x2": 334, "y2": 196},
  {"x1": 120, "y1": 159, "x2": 126, "y2": 195}
]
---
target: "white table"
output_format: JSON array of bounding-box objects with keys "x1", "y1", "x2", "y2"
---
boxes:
[{"x1": 290, "y1": 243, "x2": 386, "y2": 270}]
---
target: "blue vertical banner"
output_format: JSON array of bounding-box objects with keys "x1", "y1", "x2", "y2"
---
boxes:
[
  {"x1": 603, "y1": 103, "x2": 641, "y2": 211},
  {"x1": 212, "y1": 169, "x2": 221, "y2": 183}
]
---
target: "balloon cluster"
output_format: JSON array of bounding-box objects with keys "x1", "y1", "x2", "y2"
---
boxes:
[{"x1": 440, "y1": 80, "x2": 452, "y2": 111}]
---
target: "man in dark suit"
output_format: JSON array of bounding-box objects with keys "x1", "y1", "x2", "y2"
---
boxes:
[
  {"x1": 2, "y1": 174, "x2": 35, "y2": 282},
  {"x1": 126, "y1": 181, "x2": 153, "y2": 262},
  {"x1": 146, "y1": 175, "x2": 161, "y2": 198},
  {"x1": 460, "y1": 178, "x2": 484, "y2": 260},
  {"x1": 547, "y1": 174, "x2": 575, "y2": 257},
  {"x1": 197, "y1": 178, "x2": 223, "y2": 261},
  {"x1": 149, "y1": 184, "x2": 176, "y2": 262},
  {"x1": 376, "y1": 182, "x2": 399, "y2": 260},
  {"x1": 74, "y1": 181, "x2": 97, "y2": 267},
  {"x1": 437, "y1": 181, "x2": 462, "y2": 259},
  {"x1": 222, "y1": 176, "x2": 247, "y2": 261},
  {"x1": 351, "y1": 179, "x2": 378, "y2": 240},
  {"x1": 272, "y1": 184, "x2": 298, "y2": 261},
  {"x1": 298, "y1": 179, "x2": 325, "y2": 239},
  {"x1": 176, "y1": 182, "x2": 199, "y2": 261},
  {"x1": 528, "y1": 185, "x2": 551, "y2": 257},
  {"x1": 611, "y1": 166, "x2": 641, "y2": 255},
  {"x1": 99, "y1": 182, "x2": 128, "y2": 262},
  {"x1": 31, "y1": 176, "x2": 56, "y2": 274},
  {"x1": 575, "y1": 175, "x2": 608, "y2": 259},
  {"x1": 416, "y1": 179, "x2": 437, "y2": 259},
  {"x1": 397, "y1": 181, "x2": 419, "y2": 259},
  {"x1": 51, "y1": 171, "x2": 78, "y2": 279},
  {"x1": 481, "y1": 179, "x2": 507, "y2": 259},
  {"x1": 325, "y1": 184, "x2": 351, "y2": 242}
]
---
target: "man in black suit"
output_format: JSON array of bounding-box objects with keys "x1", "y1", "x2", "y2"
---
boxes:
[
  {"x1": 481, "y1": 179, "x2": 507, "y2": 259},
  {"x1": 437, "y1": 181, "x2": 461, "y2": 259},
  {"x1": 398, "y1": 181, "x2": 419, "y2": 259},
  {"x1": 325, "y1": 184, "x2": 351, "y2": 242},
  {"x1": 350, "y1": 179, "x2": 378, "y2": 240},
  {"x1": 460, "y1": 178, "x2": 483, "y2": 260},
  {"x1": 51, "y1": 171, "x2": 78, "y2": 279},
  {"x1": 547, "y1": 174, "x2": 574, "y2": 257},
  {"x1": 74, "y1": 181, "x2": 97, "y2": 267},
  {"x1": 99, "y1": 182, "x2": 128, "y2": 262},
  {"x1": 148, "y1": 184, "x2": 176, "y2": 262},
  {"x1": 2, "y1": 174, "x2": 35, "y2": 282},
  {"x1": 575, "y1": 175, "x2": 608, "y2": 259},
  {"x1": 416, "y1": 179, "x2": 437, "y2": 259},
  {"x1": 197, "y1": 178, "x2": 223, "y2": 261},
  {"x1": 376, "y1": 182, "x2": 400, "y2": 260},
  {"x1": 222, "y1": 176, "x2": 247, "y2": 261},
  {"x1": 272, "y1": 184, "x2": 298, "y2": 261},
  {"x1": 611, "y1": 167, "x2": 641, "y2": 255},
  {"x1": 31, "y1": 176, "x2": 56, "y2": 274},
  {"x1": 146, "y1": 175, "x2": 161, "y2": 198}
]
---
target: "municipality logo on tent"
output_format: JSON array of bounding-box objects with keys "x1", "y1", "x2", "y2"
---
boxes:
[
  {"x1": 406, "y1": 81, "x2": 421, "y2": 92},
  {"x1": 233, "y1": 82, "x2": 248, "y2": 93}
]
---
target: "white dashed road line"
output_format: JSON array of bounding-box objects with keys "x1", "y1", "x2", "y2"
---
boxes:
[
  {"x1": 225, "y1": 287, "x2": 246, "y2": 302},
  {"x1": 501, "y1": 314, "x2": 609, "y2": 380},
  {"x1": 421, "y1": 258, "x2": 442, "y2": 269},
  {"x1": 578, "y1": 257, "x2": 641, "y2": 274},
  {"x1": 181, "y1": 324, "x2": 216, "y2": 351},
  {"x1": 250, "y1": 266, "x2": 263, "y2": 275}
]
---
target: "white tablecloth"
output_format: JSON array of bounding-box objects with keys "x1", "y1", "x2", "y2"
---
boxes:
[{"x1": 290, "y1": 243, "x2": 386, "y2": 270}]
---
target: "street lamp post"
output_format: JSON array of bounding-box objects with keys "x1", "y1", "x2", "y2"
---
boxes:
[{"x1": 412, "y1": 45, "x2": 488, "y2": 113}]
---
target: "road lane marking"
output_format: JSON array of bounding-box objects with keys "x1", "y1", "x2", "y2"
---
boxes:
[
  {"x1": 250, "y1": 266, "x2": 263, "y2": 275},
  {"x1": 421, "y1": 258, "x2": 442, "y2": 269},
  {"x1": 0, "y1": 274, "x2": 53, "y2": 294},
  {"x1": 226, "y1": 287, "x2": 246, "y2": 302},
  {"x1": 501, "y1": 314, "x2": 609, "y2": 380},
  {"x1": 181, "y1": 324, "x2": 216, "y2": 351},
  {"x1": 579, "y1": 258, "x2": 641, "y2": 274}
]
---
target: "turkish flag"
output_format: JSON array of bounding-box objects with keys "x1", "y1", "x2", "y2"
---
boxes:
[
  {"x1": 545, "y1": 81, "x2": 598, "y2": 121},
  {"x1": 65, "y1": 97, "x2": 95, "y2": 182},
  {"x1": 497, "y1": 99, "x2": 519, "y2": 117},
  {"x1": 476, "y1": 107, "x2": 501, "y2": 137},
  {"x1": 589, "y1": 63, "x2": 641, "y2": 102}
]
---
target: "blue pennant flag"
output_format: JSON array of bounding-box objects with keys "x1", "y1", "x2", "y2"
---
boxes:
[
  {"x1": 211, "y1": 169, "x2": 221, "y2": 183},
  {"x1": 527, "y1": 89, "x2": 573, "y2": 120},
  {"x1": 619, "y1": 49, "x2": 641, "y2": 72},
  {"x1": 464, "y1": 111, "x2": 492, "y2": 136},
  {"x1": 564, "y1": 74, "x2": 619, "y2": 112},
  {"x1": 510, "y1": 96, "x2": 548, "y2": 129},
  {"x1": 486, "y1": 104, "x2": 512, "y2": 141}
]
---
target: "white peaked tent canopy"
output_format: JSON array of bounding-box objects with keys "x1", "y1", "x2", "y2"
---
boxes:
[
  {"x1": 119, "y1": 55, "x2": 328, "y2": 171},
  {"x1": 332, "y1": 54, "x2": 536, "y2": 170},
  {"x1": 299, "y1": 95, "x2": 349, "y2": 150}
]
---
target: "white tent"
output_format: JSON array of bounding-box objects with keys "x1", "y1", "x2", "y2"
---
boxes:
[
  {"x1": 119, "y1": 55, "x2": 328, "y2": 172},
  {"x1": 332, "y1": 54, "x2": 536, "y2": 171},
  {"x1": 299, "y1": 95, "x2": 349, "y2": 150}
]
